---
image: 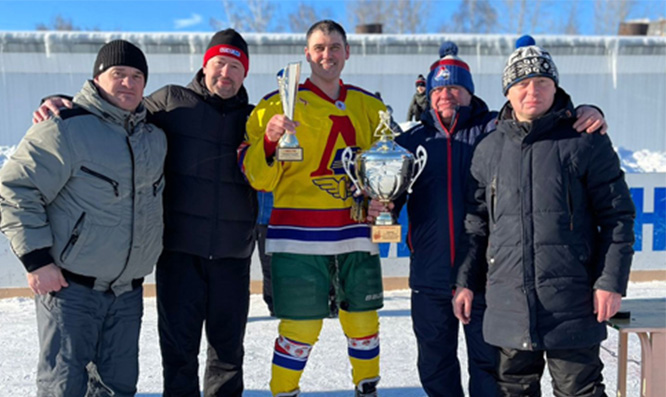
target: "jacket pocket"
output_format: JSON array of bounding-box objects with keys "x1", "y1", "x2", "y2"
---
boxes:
[
  {"x1": 80, "y1": 166, "x2": 119, "y2": 197},
  {"x1": 60, "y1": 212, "x2": 86, "y2": 262},
  {"x1": 489, "y1": 176, "x2": 497, "y2": 225},
  {"x1": 565, "y1": 169, "x2": 574, "y2": 231},
  {"x1": 152, "y1": 173, "x2": 165, "y2": 197}
]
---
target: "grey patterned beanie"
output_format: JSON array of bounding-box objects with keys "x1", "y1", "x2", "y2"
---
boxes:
[{"x1": 502, "y1": 35, "x2": 558, "y2": 95}]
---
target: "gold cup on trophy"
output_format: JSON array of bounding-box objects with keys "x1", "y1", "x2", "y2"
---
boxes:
[{"x1": 276, "y1": 62, "x2": 303, "y2": 162}]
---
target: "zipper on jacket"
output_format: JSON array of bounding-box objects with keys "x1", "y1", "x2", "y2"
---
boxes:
[
  {"x1": 433, "y1": 107, "x2": 459, "y2": 265},
  {"x1": 109, "y1": 137, "x2": 136, "y2": 288},
  {"x1": 60, "y1": 212, "x2": 86, "y2": 262},
  {"x1": 153, "y1": 173, "x2": 164, "y2": 196},
  {"x1": 566, "y1": 174, "x2": 574, "y2": 231},
  {"x1": 490, "y1": 176, "x2": 497, "y2": 225},
  {"x1": 80, "y1": 166, "x2": 119, "y2": 197},
  {"x1": 446, "y1": 130, "x2": 456, "y2": 265}
]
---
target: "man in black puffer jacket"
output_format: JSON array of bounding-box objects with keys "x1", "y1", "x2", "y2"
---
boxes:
[
  {"x1": 144, "y1": 29, "x2": 257, "y2": 397},
  {"x1": 453, "y1": 36, "x2": 635, "y2": 396}
]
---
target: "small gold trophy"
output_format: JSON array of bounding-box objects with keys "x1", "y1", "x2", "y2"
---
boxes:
[{"x1": 276, "y1": 62, "x2": 303, "y2": 162}]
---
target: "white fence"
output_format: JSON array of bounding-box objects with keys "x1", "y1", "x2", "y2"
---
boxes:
[
  {"x1": 0, "y1": 32, "x2": 665, "y2": 152},
  {"x1": 0, "y1": 32, "x2": 664, "y2": 289}
]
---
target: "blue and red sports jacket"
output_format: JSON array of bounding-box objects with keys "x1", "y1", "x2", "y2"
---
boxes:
[{"x1": 394, "y1": 96, "x2": 497, "y2": 293}]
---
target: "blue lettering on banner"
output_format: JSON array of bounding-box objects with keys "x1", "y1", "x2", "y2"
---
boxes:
[
  {"x1": 631, "y1": 187, "x2": 666, "y2": 252},
  {"x1": 380, "y1": 187, "x2": 666, "y2": 258}
]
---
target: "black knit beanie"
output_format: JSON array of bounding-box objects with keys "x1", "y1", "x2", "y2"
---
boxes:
[
  {"x1": 203, "y1": 29, "x2": 249, "y2": 75},
  {"x1": 93, "y1": 40, "x2": 148, "y2": 84}
]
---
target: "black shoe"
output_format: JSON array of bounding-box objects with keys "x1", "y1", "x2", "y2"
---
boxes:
[{"x1": 355, "y1": 376, "x2": 380, "y2": 397}]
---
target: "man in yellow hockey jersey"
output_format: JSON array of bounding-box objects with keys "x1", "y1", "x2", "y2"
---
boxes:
[{"x1": 240, "y1": 20, "x2": 386, "y2": 397}]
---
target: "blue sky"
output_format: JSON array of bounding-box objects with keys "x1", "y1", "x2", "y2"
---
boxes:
[
  {"x1": 0, "y1": 1, "x2": 346, "y2": 32},
  {"x1": 0, "y1": 0, "x2": 663, "y2": 34}
]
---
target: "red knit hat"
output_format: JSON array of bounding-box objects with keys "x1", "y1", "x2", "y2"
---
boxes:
[{"x1": 203, "y1": 29, "x2": 249, "y2": 76}]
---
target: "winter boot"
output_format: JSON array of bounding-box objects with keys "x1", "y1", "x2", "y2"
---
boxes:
[{"x1": 355, "y1": 376, "x2": 380, "y2": 397}]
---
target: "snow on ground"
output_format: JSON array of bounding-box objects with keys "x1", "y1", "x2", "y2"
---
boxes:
[{"x1": 1, "y1": 281, "x2": 664, "y2": 396}]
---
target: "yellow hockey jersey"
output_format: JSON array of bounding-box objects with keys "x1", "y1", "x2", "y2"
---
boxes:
[{"x1": 241, "y1": 79, "x2": 387, "y2": 255}]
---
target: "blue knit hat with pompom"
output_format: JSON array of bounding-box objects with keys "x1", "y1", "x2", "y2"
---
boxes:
[{"x1": 426, "y1": 41, "x2": 475, "y2": 96}]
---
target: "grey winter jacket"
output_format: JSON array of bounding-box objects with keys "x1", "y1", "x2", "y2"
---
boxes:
[
  {"x1": 454, "y1": 89, "x2": 635, "y2": 350},
  {"x1": 0, "y1": 80, "x2": 167, "y2": 295},
  {"x1": 407, "y1": 91, "x2": 427, "y2": 122}
]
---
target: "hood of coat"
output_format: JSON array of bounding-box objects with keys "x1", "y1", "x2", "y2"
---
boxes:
[{"x1": 73, "y1": 80, "x2": 147, "y2": 131}]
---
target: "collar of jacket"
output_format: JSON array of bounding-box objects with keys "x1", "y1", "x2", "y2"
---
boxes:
[
  {"x1": 187, "y1": 68, "x2": 249, "y2": 111},
  {"x1": 73, "y1": 80, "x2": 147, "y2": 132},
  {"x1": 497, "y1": 87, "x2": 576, "y2": 144},
  {"x1": 421, "y1": 95, "x2": 490, "y2": 138}
]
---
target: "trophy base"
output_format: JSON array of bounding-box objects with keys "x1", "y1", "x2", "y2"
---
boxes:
[
  {"x1": 276, "y1": 147, "x2": 303, "y2": 162},
  {"x1": 371, "y1": 225, "x2": 401, "y2": 243}
]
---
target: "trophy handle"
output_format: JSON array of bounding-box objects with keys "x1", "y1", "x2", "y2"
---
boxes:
[
  {"x1": 407, "y1": 145, "x2": 428, "y2": 194},
  {"x1": 342, "y1": 147, "x2": 362, "y2": 193}
]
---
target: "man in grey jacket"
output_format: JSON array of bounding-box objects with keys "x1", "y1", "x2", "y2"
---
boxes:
[{"x1": 0, "y1": 40, "x2": 167, "y2": 397}]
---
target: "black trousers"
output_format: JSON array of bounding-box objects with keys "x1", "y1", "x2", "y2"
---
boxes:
[
  {"x1": 255, "y1": 224, "x2": 274, "y2": 314},
  {"x1": 156, "y1": 250, "x2": 251, "y2": 397},
  {"x1": 411, "y1": 290, "x2": 499, "y2": 397},
  {"x1": 496, "y1": 345, "x2": 606, "y2": 397}
]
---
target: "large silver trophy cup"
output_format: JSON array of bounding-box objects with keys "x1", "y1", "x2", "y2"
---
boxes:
[
  {"x1": 342, "y1": 111, "x2": 427, "y2": 243},
  {"x1": 276, "y1": 62, "x2": 303, "y2": 162}
]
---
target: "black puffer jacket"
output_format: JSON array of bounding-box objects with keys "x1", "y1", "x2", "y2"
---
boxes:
[
  {"x1": 454, "y1": 88, "x2": 635, "y2": 351},
  {"x1": 144, "y1": 70, "x2": 257, "y2": 259}
]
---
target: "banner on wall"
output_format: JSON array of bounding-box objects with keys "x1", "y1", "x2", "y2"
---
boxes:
[{"x1": 378, "y1": 173, "x2": 666, "y2": 271}]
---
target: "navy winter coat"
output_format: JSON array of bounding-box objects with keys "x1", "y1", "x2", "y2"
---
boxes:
[
  {"x1": 395, "y1": 97, "x2": 497, "y2": 293},
  {"x1": 454, "y1": 88, "x2": 635, "y2": 350}
]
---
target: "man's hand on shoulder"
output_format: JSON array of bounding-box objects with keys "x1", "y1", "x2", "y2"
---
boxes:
[
  {"x1": 27, "y1": 263, "x2": 69, "y2": 295},
  {"x1": 32, "y1": 97, "x2": 73, "y2": 124},
  {"x1": 573, "y1": 106, "x2": 608, "y2": 135}
]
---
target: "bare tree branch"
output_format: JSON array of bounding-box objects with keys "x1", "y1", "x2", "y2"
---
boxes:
[
  {"x1": 594, "y1": 0, "x2": 635, "y2": 35},
  {"x1": 389, "y1": 0, "x2": 428, "y2": 33},
  {"x1": 210, "y1": 0, "x2": 278, "y2": 32},
  {"x1": 446, "y1": 0, "x2": 497, "y2": 33},
  {"x1": 36, "y1": 15, "x2": 79, "y2": 31},
  {"x1": 564, "y1": 2, "x2": 580, "y2": 35},
  {"x1": 287, "y1": 3, "x2": 332, "y2": 33},
  {"x1": 347, "y1": 0, "x2": 390, "y2": 30}
]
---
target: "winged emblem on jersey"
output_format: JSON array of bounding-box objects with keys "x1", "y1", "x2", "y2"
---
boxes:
[{"x1": 312, "y1": 176, "x2": 350, "y2": 200}]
